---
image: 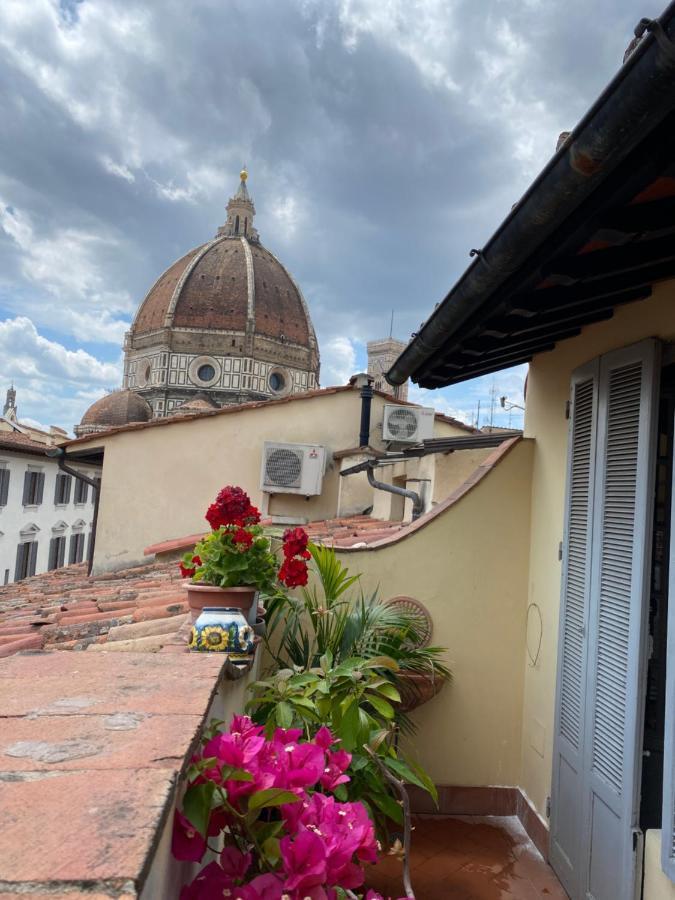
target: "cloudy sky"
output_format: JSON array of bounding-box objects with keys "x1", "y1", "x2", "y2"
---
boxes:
[{"x1": 0, "y1": 0, "x2": 656, "y2": 433}]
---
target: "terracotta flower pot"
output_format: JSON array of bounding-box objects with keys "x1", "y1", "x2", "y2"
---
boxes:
[{"x1": 184, "y1": 583, "x2": 257, "y2": 623}]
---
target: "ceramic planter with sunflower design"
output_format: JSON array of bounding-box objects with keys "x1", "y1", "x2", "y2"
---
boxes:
[{"x1": 189, "y1": 607, "x2": 255, "y2": 658}]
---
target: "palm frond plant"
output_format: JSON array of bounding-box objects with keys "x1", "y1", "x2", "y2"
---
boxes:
[{"x1": 263, "y1": 543, "x2": 451, "y2": 733}]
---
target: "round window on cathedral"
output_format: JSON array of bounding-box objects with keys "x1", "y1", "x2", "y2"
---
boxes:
[
  {"x1": 268, "y1": 370, "x2": 288, "y2": 394},
  {"x1": 197, "y1": 363, "x2": 216, "y2": 382},
  {"x1": 188, "y1": 356, "x2": 220, "y2": 387}
]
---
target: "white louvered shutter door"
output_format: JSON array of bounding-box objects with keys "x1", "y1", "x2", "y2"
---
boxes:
[
  {"x1": 581, "y1": 339, "x2": 660, "y2": 900},
  {"x1": 662, "y1": 410, "x2": 675, "y2": 879},
  {"x1": 550, "y1": 359, "x2": 599, "y2": 899}
]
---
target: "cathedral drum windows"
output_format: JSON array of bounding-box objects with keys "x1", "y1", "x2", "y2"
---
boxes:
[
  {"x1": 268, "y1": 367, "x2": 290, "y2": 395},
  {"x1": 188, "y1": 356, "x2": 221, "y2": 388},
  {"x1": 136, "y1": 359, "x2": 153, "y2": 388}
]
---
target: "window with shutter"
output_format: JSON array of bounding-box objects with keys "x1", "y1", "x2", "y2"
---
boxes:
[
  {"x1": 28, "y1": 541, "x2": 38, "y2": 576},
  {"x1": 0, "y1": 468, "x2": 9, "y2": 506},
  {"x1": 22, "y1": 470, "x2": 44, "y2": 506},
  {"x1": 54, "y1": 474, "x2": 71, "y2": 505},
  {"x1": 74, "y1": 478, "x2": 88, "y2": 504},
  {"x1": 14, "y1": 541, "x2": 35, "y2": 581},
  {"x1": 551, "y1": 339, "x2": 660, "y2": 900}
]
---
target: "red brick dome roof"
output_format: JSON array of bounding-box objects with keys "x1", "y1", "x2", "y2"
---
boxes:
[
  {"x1": 130, "y1": 237, "x2": 314, "y2": 350},
  {"x1": 80, "y1": 390, "x2": 153, "y2": 428}
]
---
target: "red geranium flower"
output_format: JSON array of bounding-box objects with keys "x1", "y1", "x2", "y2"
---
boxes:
[
  {"x1": 179, "y1": 555, "x2": 201, "y2": 578},
  {"x1": 278, "y1": 557, "x2": 309, "y2": 588},
  {"x1": 282, "y1": 527, "x2": 310, "y2": 559},
  {"x1": 206, "y1": 486, "x2": 261, "y2": 529},
  {"x1": 232, "y1": 527, "x2": 253, "y2": 549}
]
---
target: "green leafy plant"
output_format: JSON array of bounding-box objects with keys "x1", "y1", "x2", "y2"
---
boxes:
[
  {"x1": 263, "y1": 544, "x2": 450, "y2": 730},
  {"x1": 246, "y1": 653, "x2": 437, "y2": 845}
]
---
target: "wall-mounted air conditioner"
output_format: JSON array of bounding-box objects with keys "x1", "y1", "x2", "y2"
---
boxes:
[
  {"x1": 260, "y1": 442, "x2": 326, "y2": 495},
  {"x1": 382, "y1": 404, "x2": 435, "y2": 443}
]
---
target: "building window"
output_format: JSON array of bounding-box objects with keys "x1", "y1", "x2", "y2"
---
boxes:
[
  {"x1": 69, "y1": 532, "x2": 85, "y2": 564},
  {"x1": 15, "y1": 541, "x2": 37, "y2": 582},
  {"x1": 188, "y1": 356, "x2": 220, "y2": 387},
  {"x1": 197, "y1": 363, "x2": 216, "y2": 382},
  {"x1": 74, "y1": 478, "x2": 88, "y2": 504},
  {"x1": 48, "y1": 535, "x2": 66, "y2": 571},
  {"x1": 268, "y1": 368, "x2": 290, "y2": 395},
  {"x1": 235, "y1": 214, "x2": 240, "y2": 235},
  {"x1": 22, "y1": 471, "x2": 44, "y2": 506},
  {"x1": 92, "y1": 476, "x2": 100, "y2": 504},
  {"x1": 54, "y1": 473, "x2": 72, "y2": 505},
  {"x1": 0, "y1": 467, "x2": 9, "y2": 507}
]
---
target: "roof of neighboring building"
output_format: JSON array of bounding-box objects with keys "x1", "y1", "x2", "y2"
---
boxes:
[
  {"x1": 79, "y1": 389, "x2": 153, "y2": 429},
  {"x1": 0, "y1": 431, "x2": 52, "y2": 457},
  {"x1": 0, "y1": 560, "x2": 192, "y2": 657},
  {"x1": 388, "y1": 9, "x2": 675, "y2": 388},
  {"x1": 64, "y1": 385, "x2": 475, "y2": 450}
]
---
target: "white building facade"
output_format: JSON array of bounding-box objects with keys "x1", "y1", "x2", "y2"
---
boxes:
[{"x1": 0, "y1": 437, "x2": 99, "y2": 585}]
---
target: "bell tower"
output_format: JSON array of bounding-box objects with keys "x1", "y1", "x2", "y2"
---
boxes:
[
  {"x1": 3, "y1": 385, "x2": 17, "y2": 421},
  {"x1": 367, "y1": 338, "x2": 409, "y2": 401}
]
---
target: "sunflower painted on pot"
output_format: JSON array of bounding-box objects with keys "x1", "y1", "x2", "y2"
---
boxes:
[{"x1": 190, "y1": 607, "x2": 255, "y2": 658}]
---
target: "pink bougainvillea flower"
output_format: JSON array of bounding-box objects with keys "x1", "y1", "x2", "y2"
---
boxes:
[
  {"x1": 320, "y1": 748, "x2": 352, "y2": 791},
  {"x1": 220, "y1": 846, "x2": 252, "y2": 880},
  {"x1": 314, "y1": 725, "x2": 335, "y2": 750},
  {"x1": 280, "y1": 828, "x2": 328, "y2": 892},
  {"x1": 180, "y1": 861, "x2": 261, "y2": 899},
  {"x1": 277, "y1": 740, "x2": 325, "y2": 789},
  {"x1": 171, "y1": 810, "x2": 207, "y2": 862},
  {"x1": 248, "y1": 874, "x2": 285, "y2": 899}
]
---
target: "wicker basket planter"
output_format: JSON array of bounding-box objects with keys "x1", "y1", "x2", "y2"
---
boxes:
[{"x1": 398, "y1": 670, "x2": 448, "y2": 712}]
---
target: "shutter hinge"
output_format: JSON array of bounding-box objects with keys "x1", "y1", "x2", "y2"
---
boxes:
[
  {"x1": 546, "y1": 796, "x2": 551, "y2": 819},
  {"x1": 558, "y1": 541, "x2": 563, "y2": 562},
  {"x1": 565, "y1": 400, "x2": 570, "y2": 420}
]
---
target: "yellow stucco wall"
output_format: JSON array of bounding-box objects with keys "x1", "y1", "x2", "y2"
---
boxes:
[
  {"x1": 78, "y1": 390, "x2": 471, "y2": 574},
  {"x1": 644, "y1": 830, "x2": 675, "y2": 900},
  {"x1": 520, "y1": 288, "x2": 675, "y2": 823},
  {"x1": 334, "y1": 438, "x2": 534, "y2": 786},
  {"x1": 432, "y1": 448, "x2": 492, "y2": 503}
]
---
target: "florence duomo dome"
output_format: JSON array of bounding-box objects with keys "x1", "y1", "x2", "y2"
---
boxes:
[{"x1": 76, "y1": 171, "x2": 320, "y2": 435}]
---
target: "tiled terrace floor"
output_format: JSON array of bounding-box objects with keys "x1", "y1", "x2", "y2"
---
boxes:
[{"x1": 366, "y1": 815, "x2": 568, "y2": 899}]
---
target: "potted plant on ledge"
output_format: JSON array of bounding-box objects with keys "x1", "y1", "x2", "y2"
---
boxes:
[{"x1": 180, "y1": 485, "x2": 310, "y2": 623}]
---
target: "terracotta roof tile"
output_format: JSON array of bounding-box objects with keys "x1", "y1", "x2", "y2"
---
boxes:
[
  {"x1": 0, "y1": 560, "x2": 191, "y2": 657},
  {"x1": 0, "y1": 431, "x2": 51, "y2": 456}
]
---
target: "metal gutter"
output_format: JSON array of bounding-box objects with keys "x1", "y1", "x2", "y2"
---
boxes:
[
  {"x1": 387, "y1": 7, "x2": 675, "y2": 386},
  {"x1": 365, "y1": 464, "x2": 424, "y2": 521},
  {"x1": 46, "y1": 446, "x2": 101, "y2": 576}
]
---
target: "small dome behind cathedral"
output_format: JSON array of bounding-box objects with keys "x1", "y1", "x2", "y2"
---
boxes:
[
  {"x1": 75, "y1": 390, "x2": 153, "y2": 437},
  {"x1": 122, "y1": 170, "x2": 320, "y2": 418}
]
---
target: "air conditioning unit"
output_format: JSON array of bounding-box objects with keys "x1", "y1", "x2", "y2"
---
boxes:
[
  {"x1": 382, "y1": 404, "x2": 435, "y2": 443},
  {"x1": 260, "y1": 442, "x2": 326, "y2": 495}
]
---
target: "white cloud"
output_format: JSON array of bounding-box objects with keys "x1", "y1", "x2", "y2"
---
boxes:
[
  {"x1": 0, "y1": 201, "x2": 133, "y2": 343},
  {"x1": 0, "y1": 316, "x2": 122, "y2": 432},
  {"x1": 335, "y1": 0, "x2": 460, "y2": 93},
  {"x1": 407, "y1": 385, "x2": 474, "y2": 426},
  {"x1": 320, "y1": 335, "x2": 359, "y2": 386},
  {"x1": 0, "y1": 316, "x2": 121, "y2": 385},
  {"x1": 101, "y1": 155, "x2": 135, "y2": 183}
]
